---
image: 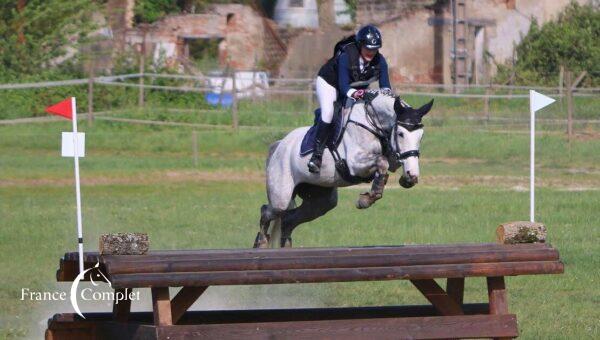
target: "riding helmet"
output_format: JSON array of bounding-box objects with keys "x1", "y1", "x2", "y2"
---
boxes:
[{"x1": 356, "y1": 25, "x2": 382, "y2": 50}]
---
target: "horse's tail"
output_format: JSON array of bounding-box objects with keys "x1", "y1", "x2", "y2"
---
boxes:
[{"x1": 266, "y1": 140, "x2": 281, "y2": 169}]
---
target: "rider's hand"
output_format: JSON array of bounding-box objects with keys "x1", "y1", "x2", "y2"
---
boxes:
[{"x1": 351, "y1": 89, "x2": 365, "y2": 100}]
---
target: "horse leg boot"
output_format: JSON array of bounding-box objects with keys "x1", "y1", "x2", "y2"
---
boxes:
[
  {"x1": 307, "y1": 119, "x2": 331, "y2": 173},
  {"x1": 254, "y1": 204, "x2": 274, "y2": 248},
  {"x1": 356, "y1": 171, "x2": 389, "y2": 209}
]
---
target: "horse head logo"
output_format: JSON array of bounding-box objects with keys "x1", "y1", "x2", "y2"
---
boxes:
[{"x1": 69, "y1": 261, "x2": 111, "y2": 319}]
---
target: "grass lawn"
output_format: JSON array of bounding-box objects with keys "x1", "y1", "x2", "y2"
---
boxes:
[{"x1": 0, "y1": 110, "x2": 598, "y2": 338}]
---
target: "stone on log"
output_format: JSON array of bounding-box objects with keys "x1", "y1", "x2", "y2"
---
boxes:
[
  {"x1": 99, "y1": 233, "x2": 149, "y2": 255},
  {"x1": 496, "y1": 221, "x2": 547, "y2": 244}
]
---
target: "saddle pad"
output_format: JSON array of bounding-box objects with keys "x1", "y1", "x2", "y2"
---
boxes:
[{"x1": 300, "y1": 108, "x2": 345, "y2": 156}]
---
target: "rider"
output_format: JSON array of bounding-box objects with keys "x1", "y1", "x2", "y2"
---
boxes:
[{"x1": 308, "y1": 24, "x2": 392, "y2": 173}]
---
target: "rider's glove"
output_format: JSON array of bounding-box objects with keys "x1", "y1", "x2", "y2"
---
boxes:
[
  {"x1": 351, "y1": 89, "x2": 365, "y2": 100},
  {"x1": 380, "y1": 88, "x2": 393, "y2": 96}
]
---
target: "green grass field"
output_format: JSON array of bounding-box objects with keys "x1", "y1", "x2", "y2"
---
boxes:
[{"x1": 0, "y1": 103, "x2": 599, "y2": 339}]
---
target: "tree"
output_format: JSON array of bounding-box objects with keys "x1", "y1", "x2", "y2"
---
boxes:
[
  {"x1": 0, "y1": 0, "x2": 99, "y2": 80},
  {"x1": 495, "y1": 2, "x2": 599, "y2": 86}
]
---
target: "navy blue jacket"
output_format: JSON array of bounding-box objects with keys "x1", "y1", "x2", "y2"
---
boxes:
[{"x1": 337, "y1": 51, "x2": 391, "y2": 99}]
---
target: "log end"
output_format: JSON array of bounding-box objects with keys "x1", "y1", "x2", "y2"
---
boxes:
[
  {"x1": 99, "y1": 233, "x2": 149, "y2": 255},
  {"x1": 496, "y1": 221, "x2": 547, "y2": 244}
]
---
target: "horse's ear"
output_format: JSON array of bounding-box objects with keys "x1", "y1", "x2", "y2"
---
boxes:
[
  {"x1": 394, "y1": 97, "x2": 404, "y2": 114},
  {"x1": 417, "y1": 99, "x2": 434, "y2": 116}
]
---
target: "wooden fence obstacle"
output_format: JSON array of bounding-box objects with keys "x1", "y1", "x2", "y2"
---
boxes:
[{"x1": 47, "y1": 242, "x2": 563, "y2": 340}]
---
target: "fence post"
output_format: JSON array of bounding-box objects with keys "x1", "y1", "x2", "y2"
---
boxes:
[
  {"x1": 87, "y1": 66, "x2": 94, "y2": 126},
  {"x1": 231, "y1": 70, "x2": 239, "y2": 132},
  {"x1": 558, "y1": 65, "x2": 564, "y2": 104},
  {"x1": 192, "y1": 130, "x2": 198, "y2": 167},
  {"x1": 306, "y1": 81, "x2": 313, "y2": 115},
  {"x1": 483, "y1": 86, "x2": 490, "y2": 122},
  {"x1": 138, "y1": 25, "x2": 148, "y2": 108},
  {"x1": 565, "y1": 71, "x2": 573, "y2": 143}
]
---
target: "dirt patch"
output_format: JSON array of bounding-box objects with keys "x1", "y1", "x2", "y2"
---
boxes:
[{"x1": 0, "y1": 170, "x2": 266, "y2": 188}]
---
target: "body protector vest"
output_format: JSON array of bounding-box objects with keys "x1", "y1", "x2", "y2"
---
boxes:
[{"x1": 318, "y1": 42, "x2": 382, "y2": 91}]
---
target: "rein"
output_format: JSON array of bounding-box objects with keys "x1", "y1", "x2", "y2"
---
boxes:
[{"x1": 347, "y1": 99, "x2": 421, "y2": 163}]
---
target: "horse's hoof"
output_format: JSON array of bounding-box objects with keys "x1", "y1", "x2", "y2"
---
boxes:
[
  {"x1": 280, "y1": 237, "x2": 292, "y2": 248},
  {"x1": 356, "y1": 193, "x2": 373, "y2": 209},
  {"x1": 253, "y1": 232, "x2": 270, "y2": 249}
]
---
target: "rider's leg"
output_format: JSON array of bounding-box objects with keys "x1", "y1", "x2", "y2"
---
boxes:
[{"x1": 308, "y1": 77, "x2": 337, "y2": 173}]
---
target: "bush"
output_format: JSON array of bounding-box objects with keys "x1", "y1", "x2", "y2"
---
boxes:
[{"x1": 495, "y1": 2, "x2": 600, "y2": 86}]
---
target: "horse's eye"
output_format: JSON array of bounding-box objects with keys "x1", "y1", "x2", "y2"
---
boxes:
[{"x1": 398, "y1": 132, "x2": 404, "y2": 138}]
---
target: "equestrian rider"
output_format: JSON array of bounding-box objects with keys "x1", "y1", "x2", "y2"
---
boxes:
[{"x1": 308, "y1": 24, "x2": 392, "y2": 173}]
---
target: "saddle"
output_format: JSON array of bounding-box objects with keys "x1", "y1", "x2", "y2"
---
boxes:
[
  {"x1": 300, "y1": 101, "x2": 375, "y2": 184},
  {"x1": 299, "y1": 102, "x2": 346, "y2": 157}
]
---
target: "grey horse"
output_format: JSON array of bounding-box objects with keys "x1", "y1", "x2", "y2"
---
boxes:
[{"x1": 255, "y1": 90, "x2": 433, "y2": 248}]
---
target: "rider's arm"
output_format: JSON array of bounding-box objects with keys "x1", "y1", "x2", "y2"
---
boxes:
[
  {"x1": 378, "y1": 55, "x2": 391, "y2": 90},
  {"x1": 337, "y1": 52, "x2": 357, "y2": 98}
]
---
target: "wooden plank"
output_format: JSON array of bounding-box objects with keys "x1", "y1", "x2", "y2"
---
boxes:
[
  {"x1": 105, "y1": 248, "x2": 558, "y2": 274},
  {"x1": 100, "y1": 243, "x2": 555, "y2": 265},
  {"x1": 61, "y1": 243, "x2": 553, "y2": 264},
  {"x1": 112, "y1": 289, "x2": 132, "y2": 322},
  {"x1": 110, "y1": 261, "x2": 564, "y2": 288},
  {"x1": 171, "y1": 287, "x2": 208, "y2": 324},
  {"x1": 155, "y1": 314, "x2": 519, "y2": 339},
  {"x1": 411, "y1": 279, "x2": 463, "y2": 315},
  {"x1": 151, "y1": 288, "x2": 172, "y2": 326},
  {"x1": 446, "y1": 278, "x2": 465, "y2": 305},
  {"x1": 47, "y1": 304, "x2": 489, "y2": 327}
]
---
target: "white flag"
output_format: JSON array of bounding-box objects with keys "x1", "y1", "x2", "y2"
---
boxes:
[{"x1": 530, "y1": 90, "x2": 556, "y2": 112}]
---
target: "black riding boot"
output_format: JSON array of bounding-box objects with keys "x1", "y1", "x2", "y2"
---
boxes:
[{"x1": 308, "y1": 120, "x2": 331, "y2": 173}]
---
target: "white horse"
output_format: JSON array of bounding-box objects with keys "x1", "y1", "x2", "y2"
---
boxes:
[{"x1": 255, "y1": 90, "x2": 433, "y2": 248}]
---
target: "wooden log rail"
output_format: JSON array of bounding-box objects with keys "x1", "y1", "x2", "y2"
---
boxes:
[{"x1": 48, "y1": 243, "x2": 563, "y2": 340}]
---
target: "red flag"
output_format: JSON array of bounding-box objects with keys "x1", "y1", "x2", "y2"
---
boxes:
[{"x1": 45, "y1": 98, "x2": 73, "y2": 120}]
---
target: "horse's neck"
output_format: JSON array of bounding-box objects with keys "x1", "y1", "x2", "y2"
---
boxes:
[{"x1": 349, "y1": 102, "x2": 395, "y2": 131}]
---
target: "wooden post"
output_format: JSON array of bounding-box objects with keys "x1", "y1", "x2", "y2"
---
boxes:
[
  {"x1": 487, "y1": 276, "x2": 510, "y2": 340},
  {"x1": 192, "y1": 130, "x2": 198, "y2": 167},
  {"x1": 231, "y1": 69, "x2": 239, "y2": 132},
  {"x1": 138, "y1": 26, "x2": 147, "y2": 108},
  {"x1": 112, "y1": 288, "x2": 132, "y2": 322},
  {"x1": 411, "y1": 279, "x2": 464, "y2": 316},
  {"x1": 306, "y1": 81, "x2": 313, "y2": 115},
  {"x1": 151, "y1": 287, "x2": 172, "y2": 326},
  {"x1": 446, "y1": 278, "x2": 465, "y2": 305},
  {"x1": 87, "y1": 66, "x2": 94, "y2": 126},
  {"x1": 565, "y1": 71, "x2": 573, "y2": 142},
  {"x1": 484, "y1": 86, "x2": 490, "y2": 122},
  {"x1": 171, "y1": 286, "x2": 208, "y2": 324},
  {"x1": 558, "y1": 65, "x2": 564, "y2": 104}
]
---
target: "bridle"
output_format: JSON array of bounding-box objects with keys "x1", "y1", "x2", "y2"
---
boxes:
[{"x1": 346, "y1": 96, "x2": 422, "y2": 165}]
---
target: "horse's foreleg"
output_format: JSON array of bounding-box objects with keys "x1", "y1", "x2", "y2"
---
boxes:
[{"x1": 356, "y1": 157, "x2": 389, "y2": 209}]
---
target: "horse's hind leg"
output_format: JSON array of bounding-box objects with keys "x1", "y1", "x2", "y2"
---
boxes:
[
  {"x1": 279, "y1": 185, "x2": 338, "y2": 247},
  {"x1": 255, "y1": 181, "x2": 295, "y2": 248},
  {"x1": 254, "y1": 204, "x2": 276, "y2": 248}
]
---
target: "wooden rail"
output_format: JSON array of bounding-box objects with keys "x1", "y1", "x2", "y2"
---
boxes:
[{"x1": 48, "y1": 243, "x2": 563, "y2": 339}]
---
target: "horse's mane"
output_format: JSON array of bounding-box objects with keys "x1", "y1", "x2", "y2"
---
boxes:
[{"x1": 366, "y1": 89, "x2": 397, "y2": 99}]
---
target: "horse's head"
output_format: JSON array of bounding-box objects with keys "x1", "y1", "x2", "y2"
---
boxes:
[{"x1": 393, "y1": 98, "x2": 433, "y2": 188}]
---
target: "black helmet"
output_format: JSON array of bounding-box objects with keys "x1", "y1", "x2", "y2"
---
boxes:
[{"x1": 356, "y1": 25, "x2": 382, "y2": 50}]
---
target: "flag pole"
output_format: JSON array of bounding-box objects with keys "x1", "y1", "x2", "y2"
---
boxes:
[
  {"x1": 71, "y1": 97, "x2": 85, "y2": 274},
  {"x1": 529, "y1": 91, "x2": 535, "y2": 223}
]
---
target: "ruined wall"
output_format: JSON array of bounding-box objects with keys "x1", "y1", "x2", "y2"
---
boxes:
[
  {"x1": 276, "y1": 27, "x2": 350, "y2": 79},
  {"x1": 355, "y1": 0, "x2": 587, "y2": 85},
  {"x1": 124, "y1": 4, "x2": 266, "y2": 71},
  {"x1": 357, "y1": 0, "x2": 436, "y2": 24}
]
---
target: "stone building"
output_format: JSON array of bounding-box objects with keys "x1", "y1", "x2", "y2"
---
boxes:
[{"x1": 356, "y1": 0, "x2": 588, "y2": 84}]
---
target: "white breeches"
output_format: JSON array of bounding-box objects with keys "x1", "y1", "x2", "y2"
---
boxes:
[{"x1": 315, "y1": 76, "x2": 337, "y2": 123}]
